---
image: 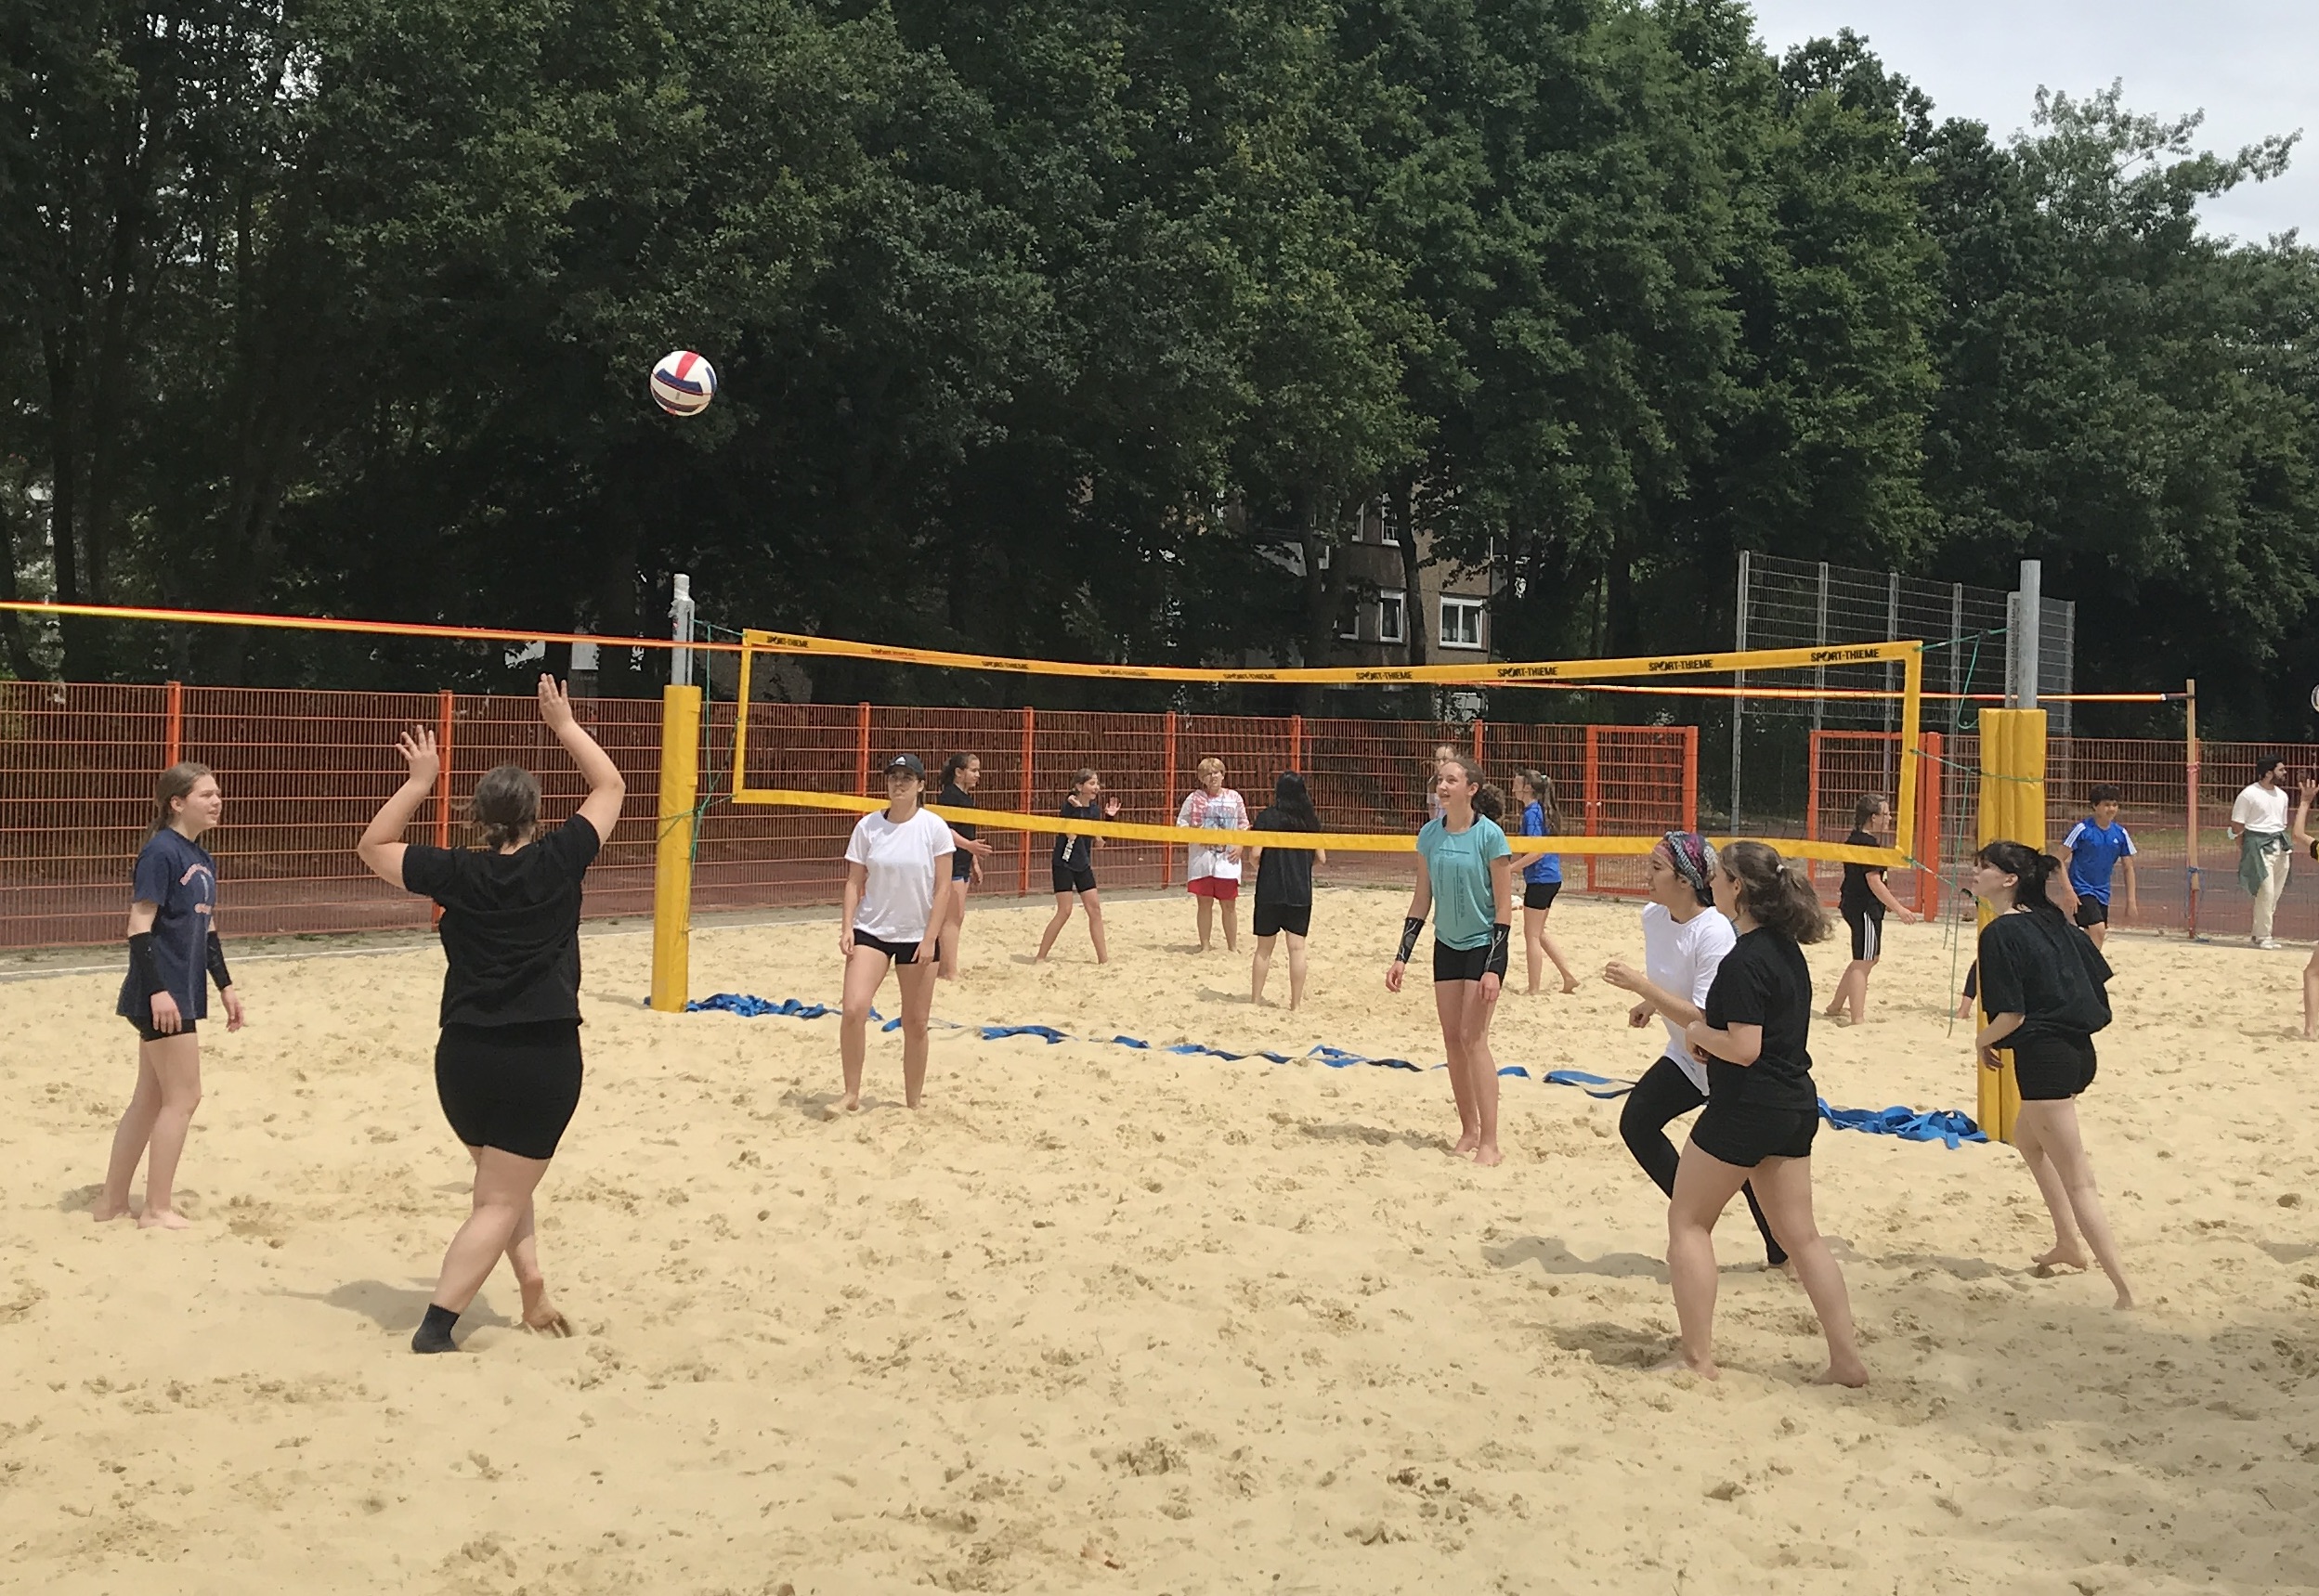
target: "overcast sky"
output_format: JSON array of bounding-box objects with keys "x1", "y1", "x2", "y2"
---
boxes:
[{"x1": 1745, "y1": 0, "x2": 2314, "y2": 243}]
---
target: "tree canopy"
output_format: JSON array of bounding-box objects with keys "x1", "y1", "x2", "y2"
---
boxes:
[{"x1": 2, "y1": 0, "x2": 2311, "y2": 732}]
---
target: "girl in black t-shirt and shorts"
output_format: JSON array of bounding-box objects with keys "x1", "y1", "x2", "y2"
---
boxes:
[
  {"x1": 1971, "y1": 840, "x2": 2133, "y2": 1308},
  {"x1": 930, "y1": 752, "x2": 997, "y2": 980},
  {"x1": 357, "y1": 675, "x2": 625, "y2": 1354},
  {"x1": 1670, "y1": 840, "x2": 1867, "y2": 1386},
  {"x1": 1035, "y1": 769, "x2": 1120, "y2": 964},
  {"x1": 1244, "y1": 772, "x2": 1327, "y2": 1009}
]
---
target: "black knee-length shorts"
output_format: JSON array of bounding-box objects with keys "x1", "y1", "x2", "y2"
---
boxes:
[{"x1": 435, "y1": 1020, "x2": 584, "y2": 1161}]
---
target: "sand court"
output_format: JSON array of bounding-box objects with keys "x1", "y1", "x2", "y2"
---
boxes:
[{"x1": 2, "y1": 887, "x2": 2315, "y2": 1593}]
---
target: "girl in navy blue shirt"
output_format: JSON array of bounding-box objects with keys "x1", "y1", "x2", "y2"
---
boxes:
[{"x1": 98, "y1": 762, "x2": 243, "y2": 1228}]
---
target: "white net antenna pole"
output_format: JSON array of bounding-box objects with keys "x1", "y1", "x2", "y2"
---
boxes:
[
  {"x1": 670, "y1": 573, "x2": 696, "y2": 689},
  {"x1": 2012, "y1": 559, "x2": 2040, "y2": 709}
]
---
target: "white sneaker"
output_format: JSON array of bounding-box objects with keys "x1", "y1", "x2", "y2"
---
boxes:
[{"x1": 2260, "y1": 938, "x2": 2283, "y2": 951}]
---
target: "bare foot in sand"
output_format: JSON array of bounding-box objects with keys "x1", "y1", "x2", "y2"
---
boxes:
[
  {"x1": 2030, "y1": 1243, "x2": 2089, "y2": 1275},
  {"x1": 2111, "y1": 1288, "x2": 2136, "y2": 1310},
  {"x1": 137, "y1": 1208, "x2": 191, "y2": 1231},
  {"x1": 90, "y1": 1200, "x2": 131, "y2": 1224},
  {"x1": 1653, "y1": 1350, "x2": 1717, "y2": 1381},
  {"x1": 1561, "y1": 979, "x2": 1582, "y2": 994},
  {"x1": 1452, "y1": 1132, "x2": 1480, "y2": 1156},
  {"x1": 1472, "y1": 1146, "x2": 1502, "y2": 1167},
  {"x1": 1813, "y1": 1359, "x2": 1870, "y2": 1388},
  {"x1": 520, "y1": 1279, "x2": 572, "y2": 1337}
]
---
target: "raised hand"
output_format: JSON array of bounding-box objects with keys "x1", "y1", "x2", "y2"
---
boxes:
[
  {"x1": 397, "y1": 727, "x2": 441, "y2": 785},
  {"x1": 538, "y1": 672, "x2": 575, "y2": 732}
]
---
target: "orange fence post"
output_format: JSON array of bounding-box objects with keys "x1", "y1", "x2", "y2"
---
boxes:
[
  {"x1": 163, "y1": 681, "x2": 183, "y2": 768},
  {"x1": 1583, "y1": 725, "x2": 1600, "y2": 893},
  {"x1": 1915, "y1": 731, "x2": 1944, "y2": 917},
  {"x1": 1680, "y1": 725, "x2": 1699, "y2": 832},
  {"x1": 434, "y1": 692, "x2": 455, "y2": 848},
  {"x1": 1018, "y1": 707, "x2": 1035, "y2": 898},
  {"x1": 2184, "y1": 677, "x2": 2200, "y2": 940},
  {"x1": 1162, "y1": 709, "x2": 1178, "y2": 889},
  {"x1": 1472, "y1": 719, "x2": 1484, "y2": 767},
  {"x1": 854, "y1": 702, "x2": 871, "y2": 796},
  {"x1": 1803, "y1": 729, "x2": 1822, "y2": 891},
  {"x1": 1289, "y1": 713, "x2": 1303, "y2": 774}
]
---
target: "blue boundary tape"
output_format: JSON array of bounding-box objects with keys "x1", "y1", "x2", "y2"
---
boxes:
[{"x1": 681, "y1": 993, "x2": 1987, "y2": 1148}]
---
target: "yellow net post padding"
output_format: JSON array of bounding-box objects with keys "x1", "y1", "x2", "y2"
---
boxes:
[
  {"x1": 728, "y1": 631, "x2": 1923, "y2": 868},
  {"x1": 1973, "y1": 707, "x2": 2046, "y2": 1145}
]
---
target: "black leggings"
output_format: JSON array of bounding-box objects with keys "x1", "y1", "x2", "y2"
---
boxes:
[{"x1": 1618, "y1": 1056, "x2": 1788, "y2": 1267}]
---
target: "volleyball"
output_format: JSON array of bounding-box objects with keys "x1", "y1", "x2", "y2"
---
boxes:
[
  {"x1": 650, "y1": 350, "x2": 717, "y2": 416},
  {"x1": 2310, "y1": 683, "x2": 2319, "y2": 713}
]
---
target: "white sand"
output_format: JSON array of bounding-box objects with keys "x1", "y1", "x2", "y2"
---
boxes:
[{"x1": 2, "y1": 888, "x2": 2315, "y2": 1594}]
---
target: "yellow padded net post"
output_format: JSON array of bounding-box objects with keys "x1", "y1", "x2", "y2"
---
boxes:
[
  {"x1": 650, "y1": 684, "x2": 702, "y2": 1013},
  {"x1": 1974, "y1": 707, "x2": 2046, "y2": 1144}
]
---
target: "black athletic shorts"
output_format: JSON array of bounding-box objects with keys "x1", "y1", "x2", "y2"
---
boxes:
[
  {"x1": 1051, "y1": 863, "x2": 1097, "y2": 896},
  {"x1": 951, "y1": 849, "x2": 975, "y2": 881},
  {"x1": 852, "y1": 928, "x2": 925, "y2": 966},
  {"x1": 1254, "y1": 900, "x2": 1311, "y2": 939},
  {"x1": 2012, "y1": 1032, "x2": 2098, "y2": 1101},
  {"x1": 1432, "y1": 938, "x2": 1492, "y2": 983},
  {"x1": 1522, "y1": 880, "x2": 1561, "y2": 912},
  {"x1": 1843, "y1": 904, "x2": 1883, "y2": 961},
  {"x1": 435, "y1": 1020, "x2": 584, "y2": 1161},
  {"x1": 2072, "y1": 896, "x2": 2108, "y2": 928},
  {"x1": 127, "y1": 1015, "x2": 196, "y2": 1043},
  {"x1": 1690, "y1": 1100, "x2": 1818, "y2": 1168}
]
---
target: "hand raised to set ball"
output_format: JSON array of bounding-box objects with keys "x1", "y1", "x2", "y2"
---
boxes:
[{"x1": 397, "y1": 727, "x2": 441, "y2": 785}]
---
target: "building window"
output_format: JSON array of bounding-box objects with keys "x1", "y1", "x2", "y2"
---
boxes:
[
  {"x1": 1380, "y1": 500, "x2": 1402, "y2": 546},
  {"x1": 1440, "y1": 597, "x2": 1486, "y2": 651},
  {"x1": 1338, "y1": 598, "x2": 1361, "y2": 641},
  {"x1": 1378, "y1": 590, "x2": 1406, "y2": 643}
]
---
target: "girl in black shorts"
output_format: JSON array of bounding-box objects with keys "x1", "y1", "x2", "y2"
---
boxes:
[
  {"x1": 357, "y1": 674, "x2": 625, "y2": 1354},
  {"x1": 931, "y1": 752, "x2": 996, "y2": 980},
  {"x1": 98, "y1": 761, "x2": 246, "y2": 1228},
  {"x1": 1971, "y1": 839, "x2": 2133, "y2": 1307},
  {"x1": 1035, "y1": 768, "x2": 1120, "y2": 964},
  {"x1": 1669, "y1": 840, "x2": 1866, "y2": 1385},
  {"x1": 1244, "y1": 772, "x2": 1326, "y2": 1009},
  {"x1": 840, "y1": 754, "x2": 956, "y2": 1109}
]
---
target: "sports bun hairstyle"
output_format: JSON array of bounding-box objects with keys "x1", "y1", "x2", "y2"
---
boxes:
[
  {"x1": 470, "y1": 763, "x2": 541, "y2": 850},
  {"x1": 1975, "y1": 838, "x2": 2067, "y2": 922},
  {"x1": 1436, "y1": 753, "x2": 1505, "y2": 822},
  {"x1": 1719, "y1": 839, "x2": 1830, "y2": 943}
]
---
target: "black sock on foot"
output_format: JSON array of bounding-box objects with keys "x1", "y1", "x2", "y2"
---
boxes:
[{"x1": 411, "y1": 1303, "x2": 460, "y2": 1354}]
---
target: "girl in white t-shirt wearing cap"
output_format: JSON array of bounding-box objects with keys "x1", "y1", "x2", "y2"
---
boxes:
[
  {"x1": 839, "y1": 754, "x2": 955, "y2": 1111},
  {"x1": 1600, "y1": 833, "x2": 1789, "y2": 1272}
]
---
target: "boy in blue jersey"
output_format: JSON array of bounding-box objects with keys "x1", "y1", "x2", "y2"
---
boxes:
[{"x1": 2055, "y1": 785, "x2": 2138, "y2": 950}]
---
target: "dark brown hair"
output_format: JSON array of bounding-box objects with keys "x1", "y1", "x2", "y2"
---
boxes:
[
  {"x1": 470, "y1": 763, "x2": 541, "y2": 850},
  {"x1": 1719, "y1": 840, "x2": 1830, "y2": 943},
  {"x1": 1852, "y1": 792, "x2": 1890, "y2": 828},
  {"x1": 1438, "y1": 754, "x2": 1505, "y2": 824},
  {"x1": 153, "y1": 762, "x2": 215, "y2": 832}
]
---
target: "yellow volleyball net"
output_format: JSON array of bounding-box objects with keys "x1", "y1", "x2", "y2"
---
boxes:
[{"x1": 722, "y1": 629, "x2": 1925, "y2": 864}]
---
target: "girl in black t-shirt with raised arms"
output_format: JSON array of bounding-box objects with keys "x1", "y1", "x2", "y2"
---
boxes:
[
  {"x1": 356, "y1": 675, "x2": 625, "y2": 1354},
  {"x1": 1670, "y1": 840, "x2": 1867, "y2": 1386},
  {"x1": 1971, "y1": 840, "x2": 2133, "y2": 1308}
]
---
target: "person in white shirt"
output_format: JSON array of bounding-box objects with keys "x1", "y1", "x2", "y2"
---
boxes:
[
  {"x1": 1177, "y1": 758, "x2": 1249, "y2": 952},
  {"x1": 1600, "y1": 832, "x2": 1788, "y2": 1270},
  {"x1": 2229, "y1": 757, "x2": 2293, "y2": 949},
  {"x1": 839, "y1": 754, "x2": 955, "y2": 1110}
]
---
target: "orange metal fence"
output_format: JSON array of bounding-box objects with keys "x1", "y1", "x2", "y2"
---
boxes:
[
  {"x1": 1, "y1": 683, "x2": 1701, "y2": 949},
  {"x1": 1802, "y1": 729, "x2": 2319, "y2": 942}
]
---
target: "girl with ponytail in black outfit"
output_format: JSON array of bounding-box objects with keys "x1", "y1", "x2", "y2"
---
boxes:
[
  {"x1": 357, "y1": 675, "x2": 626, "y2": 1353},
  {"x1": 1971, "y1": 840, "x2": 2134, "y2": 1308},
  {"x1": 1669, "y1": 841, "x2": 1866, "y2": 1386}
]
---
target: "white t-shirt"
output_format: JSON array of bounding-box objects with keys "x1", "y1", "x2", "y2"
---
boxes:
[
  {"x1": 2232, "y1": 781, "x2": 2288, "y2": 836},
  {"x1": 844, "y1": 808, "x2": 955, "y2": 942},
  {"x1": 1641, "y1": 901, "x2": 1737, "y2": 1093},
  {"x1": 1177, "y1": 787, "x2": 1248, "y2": 882}
]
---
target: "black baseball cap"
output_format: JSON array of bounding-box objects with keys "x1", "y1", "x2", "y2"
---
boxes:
[{"x1": 882, "y1": 753, "x2": 925, "y2": 777}]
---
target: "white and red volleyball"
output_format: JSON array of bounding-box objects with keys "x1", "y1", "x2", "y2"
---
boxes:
[{"x1": 650, "y1": 350, "x2": 717, "y2": 416}]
